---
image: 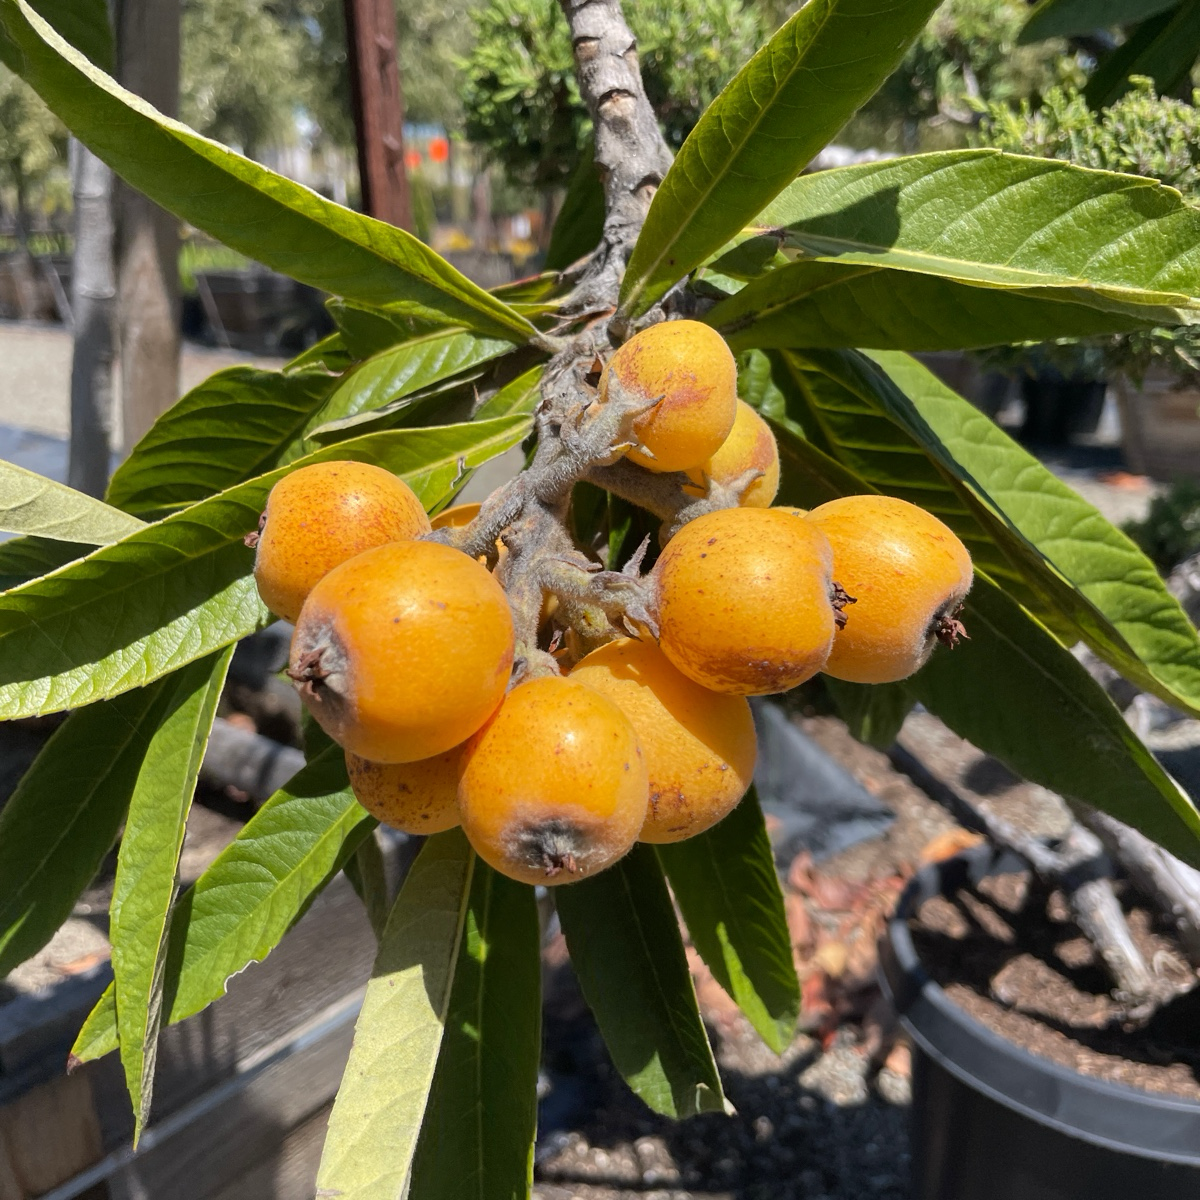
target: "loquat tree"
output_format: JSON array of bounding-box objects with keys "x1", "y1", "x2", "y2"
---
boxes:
[{"x1": 3, "y1": 0, "x2": 1200, "y2": 1195}]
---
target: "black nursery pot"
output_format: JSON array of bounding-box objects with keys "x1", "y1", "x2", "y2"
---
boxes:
[{"x1": 879, "y1": 846, "x2": 1200, "y2": 1200}]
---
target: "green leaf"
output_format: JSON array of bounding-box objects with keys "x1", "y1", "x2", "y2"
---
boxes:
[
  {"x1": 316, "y1": 832, "x2": 475, "y2": 1200},
  {"x1": 709, "y1": 151, "x2": 1200, "y2": 351},
  {"x1": 409, "y1": 863, "x2": 540, "y2": 1200},
  {"x1": 909, "y1": 573, "x2": 1200, "y2": 868},
  {"x1": 823, "y1": 678, "x2": 914, "y2": 750},
  {"x1": 0, "y1": 535, "x2": 91, "y2": 590},
  {"x1": 768, "y1": 350, "x2": 1059, "y2": 623},
  {"x1": 545, "y1": 145, "x2": 605, "y2": 272},
  {"x1": 768, "y1": 426, "x2": 1200, "y2": 868},
  {"x1": 287, "y1": 331, "x2": 354, "y2": 375},
  {"x1": 0, "y1": 0, "x2": 535, "y2": 343},
  {"x1": 308, "y1": 329, "x2": 518, "y2": 436},
  {"x1": 0, "y1": 416, "x2": 532, "y2": 720},
  {"x1": 0, "y1": 459, "x2": 145, "y2": 543},
  {"x1": 8, "y1": 0, "x2": 112, "y2": 67},
  {"x1": 1020, "y1": 0, "x2": 1179, "y2": 42},
  {"x1": 71, "y1": 743, "x2": 374, "y2": 1065},
  {"x1": 555, "y1": 845, "x2": 727, "y2": 1118},
  {"x1": 111, "y1": 648, "x2": 232, "y2": 1142},
  {"x1": 0, "y1": 681, "x2": 172, "y2": 977},
  {"x1": 657, "y1": 789, "x2": 799, "y2": 1054},
  {"x1": 105, "y1": 367, "x2": 338, "y2": 516},
  {"x1": 772, "y1": 347, "x2": 1200, "y2": 714},
  {"x1": 618, "y1": 0, "x2": 941, "y2": 318},
  {"x1": 474, "y1": 365, "x2": 545, "y2": 422},
  {"x1": 328, "y1": 299, "x2": 450, "y2": 360},
  {"x1": 1084, "y1": 1, "x2": 1200, "y2": 107},
  {"x1": 865, "y1": 349, "x2": 1200, "y2": 716}
]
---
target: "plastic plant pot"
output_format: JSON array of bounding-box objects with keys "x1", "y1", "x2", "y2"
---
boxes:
[{"x1": 879, "y1": 844, "x2": 1200, "y2": 1200}]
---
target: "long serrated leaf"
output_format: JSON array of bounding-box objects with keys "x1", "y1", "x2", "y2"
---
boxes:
[
  {"x1": 555, "y1": 845, "x2": 727, "y2": 1119},
  {"x1": 768, "y1": 424, "x2": 1200, "y2": 865},
  {"x1": 71, "y1": 743, "x2": 373, "y2": 1064},
  {"x1": 111, "y1": 648, "x2": 232, "y2": 1142},
  {"x1": 710, "y1": 151, "x2": 1200, "y2": 350},
  {"x1": 0, "y1": 458, "x2": 144, "y2": 542},
  {"x1": 307, "y1": 330, "x2": 518, "y2": 437},
  {"x1": 105, "y1": 367, "x2": 338, "y2": 516},
  {"x1": 0, "y1": 0, "x2": 535, "y2": 342},
  {"x1": 0, "y1": 416, "x2": 531, "y2": 720},
  {"x1": 0, "y1": 682, "x2": 172, "y2": 977},
  {"x1": 1020, "y1": 0, "x2": 1178, "y2": 42},
  {"x1": 657, "y1": 789, "x2": 798, "y2": 1054},
  {"x1": 409, "y1": 864, "x2": 540, "y2": 1200},
  {"x1": 618, "y1": 0, "x2": 941, "y2": 318},
  {"x1": 865, "y1": 349, "x2": 1200, "y2": 716},
  {"x1": 768, "y1": 350, "x2": 1059, "y2": 623},
  {"x1": 316, "y1": 832, "x2": 475, "y2": 1200},
  {"x1": 909, "y1": 573, "x2": 1200, "y2": 868},
  {"x1": 774, "y1": 348, "x2": 1200, "y2": 715},
  {"x1": 474, "y1": 365, "x2": 545, "y2": 421}
]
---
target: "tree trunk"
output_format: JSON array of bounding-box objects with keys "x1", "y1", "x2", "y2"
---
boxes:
[
  {"x1": 114, "y1": 0, "x2": 181, "y2": 450},
  {"x1": 67, "y1": 140, "x2": 116, "y2": 498},
  {"x1": 341, "y1": 0, "x2": 412, "y2": 228}
]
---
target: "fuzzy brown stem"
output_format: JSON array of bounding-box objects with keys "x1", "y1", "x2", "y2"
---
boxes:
[{"x1": 556, "y1": 0, "x2": 674, "y2": 320}]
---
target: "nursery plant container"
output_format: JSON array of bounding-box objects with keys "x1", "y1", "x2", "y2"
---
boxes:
[
  {"x1": 1116, "y1": 369, "x2": 1200, "y2": 483},
  {"x1": 880, "y1": 845, "x2": 1200, "y2": 1200}
]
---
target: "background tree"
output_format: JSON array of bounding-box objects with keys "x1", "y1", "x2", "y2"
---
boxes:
[
  {"x1": 461, "y1": 0, "x2": 763, "y2": 193},
  {"x1": 0, "y1": 64, "x2": 65, "y2": 253},
  {"x1": 846, "y1": 0, "x2": 1083, "y2": 151},
  {"x1": 181, "y1": 0, "x2": 313, "y2": 159}
]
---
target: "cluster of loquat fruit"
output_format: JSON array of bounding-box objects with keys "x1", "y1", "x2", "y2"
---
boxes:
[{"x1": 248, "y1": 321, "x2": 973, "y2": 887}]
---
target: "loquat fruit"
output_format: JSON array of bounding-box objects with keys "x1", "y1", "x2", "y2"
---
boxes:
[
  {"x1": 289, "y1": 540, "x2": 514, "y2": 763},
  {"x1": 457, "y1": 676, "x2": 648, "y2": 885},
  {"x1": 600, "y1": 320, "x2": 737, "y2": 473},
  {"x1": 686, "y1": 400, "x2": 780, "y2": 507},
  {"x1": 346, "y1": 747, "x2": 462, "y2": 834},
  {"x1": 807, "y1": 494, "x2": 972, "y2": 684},
  {"x1": 654, "y1": 506, "x2": 837, "y2": 695},
  {"x1": 251, "y1": 460, "x2": 431, "y2": 623},
  {"x1": 571, "y1": 638, "x2": 757, "y2": 843}
]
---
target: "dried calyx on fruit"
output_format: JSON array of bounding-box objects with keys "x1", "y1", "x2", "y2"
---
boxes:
[{"x1": 250, "y1": 317, "x2": 971, "y2": 886}]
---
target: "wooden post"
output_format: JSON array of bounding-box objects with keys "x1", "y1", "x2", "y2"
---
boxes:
[{"x1": 342, "y1": 0, "x2": 413, "y2": 230}]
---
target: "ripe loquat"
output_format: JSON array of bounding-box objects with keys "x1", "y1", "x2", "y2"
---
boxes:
[
  {"x1": 571, "y1": 638, "x2": 756, "y2": 843},
  {"x1": 686, "y1": 400, "x2": 780, "y2": 507},
  {"x1": 457, "y1": 676, "x2": 648, "y2": 885},
  {"x1": 251, "y1": 460, "x2": 431, "y2": 623},
  {"x1": 655, "y1": 506, "x2": 837, "y2": 695},
  {"x1": 430, "y1": 501, "x2": 481, "y2": 530},
  {"x1": 600, "y1": 320, "x2": 737, "y2": 473},
  {"x1": 346, "y1": 747, "x2": 462, "y2": 834},
  {"x1": 289, "y1": 540, "x2": 514, "y2": 763},
  {"x1": 807, "y1": 494, "x2": 972, "y2": 683}
]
